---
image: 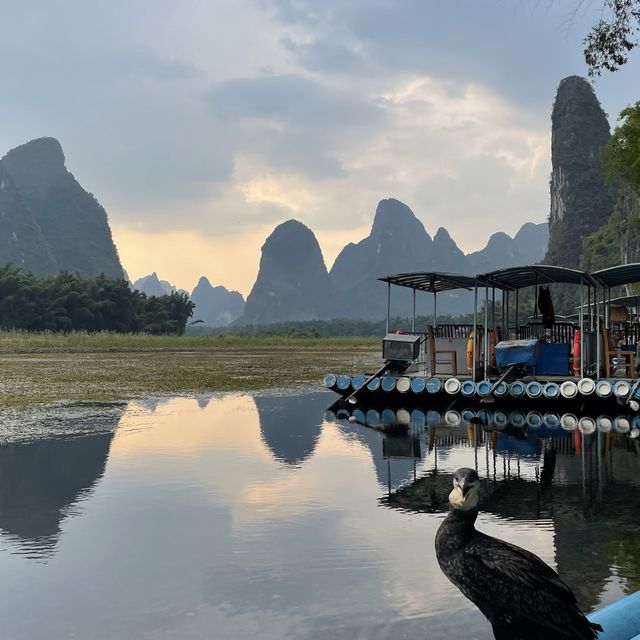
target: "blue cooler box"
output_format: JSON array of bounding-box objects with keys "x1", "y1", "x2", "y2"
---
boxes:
[{"x1": 495, "y1": 339, "x2": 539, "y2": 368}]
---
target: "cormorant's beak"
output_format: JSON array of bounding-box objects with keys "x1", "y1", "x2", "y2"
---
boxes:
[{"x1": 459, "y1": 478, "x2": 469, "y2": 497}]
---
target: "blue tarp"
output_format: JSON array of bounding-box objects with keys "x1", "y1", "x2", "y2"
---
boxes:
[{"x1": 495, "y1": 339, "x2": 539, "y2": 368}]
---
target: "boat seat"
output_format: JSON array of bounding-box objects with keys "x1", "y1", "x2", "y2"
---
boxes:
[
  {"x1": 428, "y1": 325, "x2": 458, "y2": 375},
  {"x1": 603, "y1": 325, "x2": 636, "y2": 377}
]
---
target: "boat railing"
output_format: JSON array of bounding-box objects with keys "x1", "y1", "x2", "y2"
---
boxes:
[
  {"x1": 518, "y1": 321, "x2": 576, "y2": 344},
  {"x1": 431, "y1": 324, "x2": 480, "y2": 339}
]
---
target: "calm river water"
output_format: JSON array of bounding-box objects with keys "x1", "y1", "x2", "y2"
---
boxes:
[{"x1": 1, "y1": 391, "x2": 639, "y2": 639}]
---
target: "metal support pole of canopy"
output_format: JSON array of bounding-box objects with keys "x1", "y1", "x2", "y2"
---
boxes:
[
  {"x1": 473, "y1": 282, "x2": 478, "y2": 383},
  {"x1": 580, "y1": 285, "x2": 584, "y2": 379},
  {"x1": 533, "y1": 273, "x2": 538, "y2": 319},
  {"x1": 433, "y1": 292, "x2": 437, "y2": 328},
  {"x1": 412, "y1": 288, "x2": 416, "y2": 333},
  {"x1": 515, "y1": 289, "x2": 519, "y2": 338},
  {"x1": 386, "y1": 282, "x2": 391, "y2": 334},
  {"x1": 492, "y1": 287, "x2": 496, "y2": 336},
  {"x1": 596, "y1": 286, "x2": 601, "y2": 380},
  {"x1": 484, "y1": 285, "x2": 489, "y2": 379}
]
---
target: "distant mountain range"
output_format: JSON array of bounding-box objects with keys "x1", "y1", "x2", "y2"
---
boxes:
[{"x1": 242, "y1": 199, "x2": 548, "y2": 323}]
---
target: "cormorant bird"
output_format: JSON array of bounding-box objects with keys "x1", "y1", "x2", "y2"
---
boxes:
[{"x1": 435, "y1": 468, "x2": 602, "y2": 639}]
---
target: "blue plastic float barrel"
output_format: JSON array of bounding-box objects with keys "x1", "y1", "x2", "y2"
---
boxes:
[
  {"x1": 543, "y1": 412, "x2": 561, "y2": 428},
  {"x1": 367, "y1": 377, "x2": 381, "y2": 391},
  {"x1": 337, "y1": 375, "x2": 351, "y2": 391},
  {"x1": 543, "y1": 382, "x2": 560, "y2": 399},
  {"x1": 596, "y1": 380, "x2": 613, "y2": 398},
  {"x1": 493, "y1": 411, "x2": 509, "y2": 428},
  {"x1": 426, "y1": 410, "x2": 442, "y2": 426},
  {"x1": 410, "y1": 377, "x2": 426, "y2": 394},
  {"x1": 323, "y1": 373, "x2": 337, "y2": 389},
  {"x1": 425, "y1": 378, "x2": 442, "y2": 394},
  {"x1": 632, "y1": 415, "x2": 640, "y2": 430},
  {"x1": 526, "y1": 411, "x2": 543, "y2": 428},
  {"x1": 351, "y1": 375, "x2": 366, "y2": 390},
  {"x1": 526, "y1": 381, "x2": 543, "y2": 399},
  {"x1": 510, "y1": 381, "x2": 526, "y2": 398},
  {"x1": 588, "y1": 588, "x2": 640, "y2": 640},
  {"x1": 493, "y1": 381, "x2": 509, "y2": 397},
  {"x1": 365, "y1": 409, "x2": 381, "y2": 428},
  {"x1": 510, "y1": 411, "x2": 526, "y2": 428},
  {"x1": 352, "y1": 409, "x2": 366, "y2": 424},
  {"x1": 336, "y1": 408, "x2": 350, "y2": 420},
  {"x1": 461, "y1": 380, "x2": 476, "y2": 397},
  {"x1": 381, "y1": 408, "x2": 397, "y2": 426},
  {"x1": 461, "y1": 409, "x2": 476, "y2": 422},
  {"x1": 476, "y1": 380, "x2": 492, "y2": 397},
  {"x1": 477, "y1": 409, "x2": 493, "y2": 424},
  {"x1": 381, "y1": 376, "x2": 397, "y2": 392},
  {"x1": 410, "y1": 409, "x2": 426, "y2": 428}
]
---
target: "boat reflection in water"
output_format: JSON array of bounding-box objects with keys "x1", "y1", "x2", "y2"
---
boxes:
[{"x1": 327, "y1": 399, "x2": 640, "y2": 614}]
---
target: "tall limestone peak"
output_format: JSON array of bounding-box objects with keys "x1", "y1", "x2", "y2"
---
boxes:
[
  {"x1": 2, "y1": 137, "x2": 124, "y2": 279},
  {"x1": 190, "y1": 276, "x2": 245, "y2": 326},
  {"x1": 242, "y1": 219, "x2": 334, "y2": 324},
  {"x1": 132, "y1": 272, "x2": 171, "y2": 297},
  {"x1": 544, "y1": 76, "x2": 613, "y2": 268},
  {"x1": 370, "y1": 197, "x2": 432, "y2": 241},
  {"x1": 432, "y1": 227, "x2": 469, "y2": 273},
  {"x1": 513, "y1": 222, "x2": 549, "y2": 265},
  {"x1": 0, "y1": 162, "x2": 58, "y2": 276}
]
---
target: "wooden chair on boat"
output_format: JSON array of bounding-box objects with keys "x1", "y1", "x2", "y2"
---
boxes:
[
  {"x1": 602, "y1": 325, "x2": 636, "y2": 377},
  {"x1": 428, "y1": 325, "x2": 458, "y2": 375}
]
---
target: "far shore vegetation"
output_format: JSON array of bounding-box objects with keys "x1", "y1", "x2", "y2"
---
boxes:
[{"x1": 0, "y1": 330, "x2": 379, "y2": 405}]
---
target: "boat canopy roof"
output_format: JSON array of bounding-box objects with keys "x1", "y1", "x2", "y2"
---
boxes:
[
  {"x1": 579, "y1": 294, "x2": 640, "y2": 309},
  {"x1": 476, "y1": 265, "x2": 597, "y2": 290},
  {"x1": 378, "y1": 272, "x2": 476, "y2": 293},
  {"x1": 593, "y1": 263, "x2": 640, "y2": 288}
]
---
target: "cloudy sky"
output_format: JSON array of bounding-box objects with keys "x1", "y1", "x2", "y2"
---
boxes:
[{"x1": 1, "y1": 0, "x2": 638, "y2": 295}]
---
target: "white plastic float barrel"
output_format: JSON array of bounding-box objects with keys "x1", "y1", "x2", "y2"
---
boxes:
[
  {"x1": 632, "y1": 427, "x2": 640, "y2": 439},
  {"x1": 351, "y1": 375, "x2": 366, "y2": 390},
  {"x1": 323, "y1": 374, "x2": 337, "y2": 389},
  {"x1": 476, "y1": 380, "x2": 492, "y2": 397},
  {"x1": 578, "y1": 416, "x2": 596, "y2": 434},
  {"x1": 543, "y1": 382, "x2": 560, "y2": 399},
  {"x1": 595, "y1": 380, "x2": 613, "y2": 398},
  {"x1": 493, "y1": 411, "x2": 509, "y2": 428},
  {"x1": 461, "y1": 409, "x2": 476, "y2": 422},
  {"x1": 560, "y1": 413, "x2": 578, "y2": 431},
  {"x1": 396, "y1": 409, "x2": 411, "y2": 425},
  {"x1": 425, "y1": 378, "x2": 442, "y2": 394},
  {"x1": 526, "y1": 411, "x2": 543, "y2": 428},
  {"x1": 461, "y1": 380, "x2": 476, "y2": 397},
  {"x1": 510, "y1": 381, "x2": 526, "y2": 398},
  {"x1": 382, "y1": 409, "x2": 397, "y2": 426},
  {"x1": 614, "y1": 380, "x2": 631, "y2": 398},
  {"x1": 560, "y1": 380, "x2": 578, "y2": 399},
  {"x1": 396, "y1": 377, "x2": 411, "y2": 393},
  {"x1": 367, "y1": 377, "x2": 381, "y2": 392},
  {"x1": 410, "y1": 377, "x2": 426, "y2": 394},
  {"x1": 614, "y1": 416, "x2": 631, "y2": 433},
  {"x1": 526, "y1": 381, "x2": 543, "y2": 399},
  {"x1": 365, "y1": 409, "x2": 382, "y2": 428},
  {"x1": 444, "y1": 378, "x2": 461, "y2": 395},
  {"x1": 544, "y1": 412, "x2": 561, "y2": 428},
  {"x1": 426, "y1": 410, "x2": 442, "y2": 426},
  {"x1": 410, "y1": 409, "x2": 426, "y2": 428},
  {"x1": 337, "y1": 375, "x2": 351, "y2": 391},
  {"x1": 494, "y1": 381, "x2": 509, "y2": 397},
  {"x1": 596, "y1": 416, "x2": 613, "y2": 433},
  {"x1": 445, "y1": 410, "x2": 461, "y2": 426},
  {"x1": 510, "y1": 411, "x2": 526, "y2": 428},
  {"x1": 381, "y1": 376, "x2": 397, "y2": 392},
  {"x1": 577, "y1": 378, "x2": 596, "y2": 395}
]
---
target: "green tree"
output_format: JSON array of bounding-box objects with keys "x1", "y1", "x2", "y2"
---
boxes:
[
  {"x1": 585, "y1": 0, "x2": 640, "y2": 75},
  {"x1": 601, "y1": 101, "x2": 640, "y2": 188}
]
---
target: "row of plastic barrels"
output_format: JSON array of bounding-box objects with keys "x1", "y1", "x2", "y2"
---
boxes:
[
  {"x1": 325, "y1": 406, "x2": 640, "y2": 435},
  {"x1": 323, "y1": 373, "x2": 640, "y2": 400}
]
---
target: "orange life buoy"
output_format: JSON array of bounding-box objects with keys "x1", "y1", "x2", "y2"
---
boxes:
[
  {"x1": 572, "y1": 329, "x2": 581, "y2": 375},
  {"x1": 466, "y1": 331, "x2": 478, "y2": 373},
  {"x1": 489, "y1": 330, "x2": 497, "y2": 368}
]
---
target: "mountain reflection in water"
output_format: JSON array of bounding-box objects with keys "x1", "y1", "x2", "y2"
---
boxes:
[{"x1": 0, "y1": 392, "x2": 638, "y2": 639}]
